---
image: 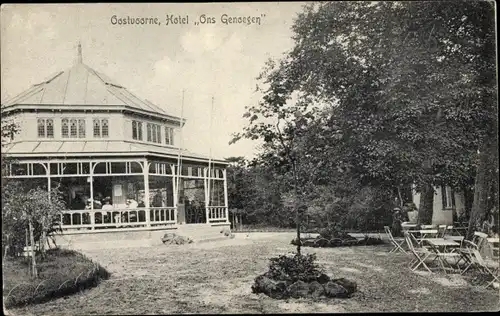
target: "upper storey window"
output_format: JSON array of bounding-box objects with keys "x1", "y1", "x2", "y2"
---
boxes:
[
  {"x1": 62, "y1": 118, "x2": 85, "y2": 138},
  {"x1": 165, "y1": 126, "x2": 174, "y2": 145},
  {"x1": 37, "y1": 119, "x2": 54, "y2": 138},
  {"x1": 93, "y1": 119, "x2": 109, "y2": 138},
  {"x1": 132, "y1": 120, "x2": 143, "y2": 140},
  {"x1": 147, "y1": 122, "x2": 161, "y2": 144}
]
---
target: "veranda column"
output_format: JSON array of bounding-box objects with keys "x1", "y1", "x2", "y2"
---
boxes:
[
  {"x1": 223, "y1": 169, "x2": 230, "y2": 224},
  {"x1": 171, "y1": 164, "x2": 179, "y2": 224},
  {"x1": 204, "y1": 167, "x2": 210, "y2": 223},
  {"x1": 144, "y1": 160, "x2": 150, "y2": 227},
  {"x1": 89, "y1": 162, "x2": 95, "y2": 230}
]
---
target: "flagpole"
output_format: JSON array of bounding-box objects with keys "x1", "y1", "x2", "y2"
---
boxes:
[
  {"x1": 207, "y1": 96, "x2": 214, "y2": 221},
  {"x1": 176, "y1": 90, "x2": 185, "y2": 208}
]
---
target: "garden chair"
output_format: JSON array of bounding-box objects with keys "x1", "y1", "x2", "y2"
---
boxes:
[
  {"x1": 469, "y1": 247, "x2": 499, "y2": 289},
  {"x1": 384, "y1": 226, "x2": 407, "y2": 254},
  {"x1": 404, "y1": 231, "x2": 436, "y2": 273},
  {"x1": 458, "y1": 232, "x2": 488, "y2": 274},
  {"x1": 437, "y1": 225, "x2": 448, "y2": 238}
]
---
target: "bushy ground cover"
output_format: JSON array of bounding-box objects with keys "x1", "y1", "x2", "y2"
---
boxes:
[{"x1": 3, "y1": 248, "x2": 110, "y2": 308}]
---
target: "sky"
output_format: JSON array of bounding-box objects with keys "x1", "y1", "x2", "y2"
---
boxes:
[{"x1": 1, "y1": 2, "x2": 307, "y2": 160}]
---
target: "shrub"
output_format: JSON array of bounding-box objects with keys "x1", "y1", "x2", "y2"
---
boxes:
[
  {"x1": 267, "y1": 253, "x2": 324, "y2": 283},
  {"x1": 252, "y1": 252, "x2": 357, "y2": 299}
]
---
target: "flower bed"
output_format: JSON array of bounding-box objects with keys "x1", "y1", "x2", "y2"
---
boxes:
[
  {"x1": 3, "y1": 248, "x2": 110, "y2": 308},
  {"x1": 251, "y1": 253, "x2": 357, "y2": 299},
  {"x1": 291, "y1": 235, "x2": 384, "y2": 248}
]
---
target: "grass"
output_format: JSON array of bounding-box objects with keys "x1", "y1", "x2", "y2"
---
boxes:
[
  {"x1": 4, "y1": 232, "x2": 499, "y2": 315},
  {"x1": 3, "y1": 248, "x2": 110, "y2": 308}
]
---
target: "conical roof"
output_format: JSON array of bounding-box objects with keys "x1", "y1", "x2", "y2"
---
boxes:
[{"x1": 2, "y1": 44, "x2": 171, "y2": 118}]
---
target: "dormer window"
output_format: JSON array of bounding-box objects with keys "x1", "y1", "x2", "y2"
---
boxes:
[
  {"x1": 132, "y1": 120, "x2": 143, "y2": 140},
  {"x1": 93, "y1": 119, "x2": 109, "y2": 138},
  {"x1": 165, "y1": 126, "x2": 174, "y2": 145},
  {"x1": 62, "y1": 118, "x2": 85, "y2": 138},
  {"x1": 37, "y1": 118, "x2": 54, "y2": 138}
]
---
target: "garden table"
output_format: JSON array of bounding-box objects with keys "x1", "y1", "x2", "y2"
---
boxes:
[
  {"x1": 444, "y1": 235, "x2": 464, "y2": 245},
  {"x1": 424, "y1": 239, "x2": 462, "y2": 274},
  {"x1": 402, "y1": 223, "x2": 418, "y2": 231},
  {"x1": 408, "y1": 230, "x2": 439, "y2": 244}
]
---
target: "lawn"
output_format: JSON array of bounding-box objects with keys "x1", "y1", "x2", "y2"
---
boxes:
[{"x1": 5, "y1": 232, "x2": 499, "y2": 315}]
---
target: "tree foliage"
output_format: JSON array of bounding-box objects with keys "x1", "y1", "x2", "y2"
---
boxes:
[{"x1": 231, "y1": 1, "x2": 497, "y2": 230}]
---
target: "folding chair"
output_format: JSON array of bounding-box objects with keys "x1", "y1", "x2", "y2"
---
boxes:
[
  {"x1": 470, "y1": 248, "x2": 499, "y2": 289},
  {"x1": 404, "y1": 231, "x2": 436, "y2": 273},
  {"x1": 437, "y1": 225, "x2": 448, "y2": 238},
  {"x1": 384, "y1": 226, "x2": 407, "y2": 254},
  {"x1": 459, "y1": 232, "x2": 488, "y2": 274}
]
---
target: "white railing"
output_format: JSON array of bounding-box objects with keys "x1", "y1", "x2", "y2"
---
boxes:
[
  {"x1": 149, "y1": 207, "x2": 176, "y2": 227},
  {"x1": 207, "y1": 206, "x2": 228, "y2": 223},
  {"x1": 58, "y1": 207, "x2": 176, "y2": 231}
]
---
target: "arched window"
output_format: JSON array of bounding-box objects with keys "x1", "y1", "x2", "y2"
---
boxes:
[
  {"x1": 78, "y1": 119, "x2": 86, "y2": 138},
  {"x1": 138, "y1": 122, "x2": 143, "y2": 140},
  {"x1": 132, "y1": 121, "x2": 138, "y2": 139},
  {"x1": 102, "y1": 119, "x2": 109, "y2": 137},
  {"x1": 147, "y1": 123, "x2": 152, "y2": 142},
  {"x1": 93, "y1": 119, "x2": 101, "y2": 137},
  {"x1": 165, "y1": 126, "x2": 174, "y2": 145},
  {"x1": 46, "y1": 119, "x2": 54, "y2": 138},
  {"x1": 37, "y1": 119, "x2": 45, "y2": 137},
  {"x1": 61, "y1": 119, "x2": 69, "y2": 138},
  {"x1": 70, "y1": 119, "x2": 77, "y2": 137},
  {"x1": 156, "y1": 125, "x2": 161, "y2": 143}
]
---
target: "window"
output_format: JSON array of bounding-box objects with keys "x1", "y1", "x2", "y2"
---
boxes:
[
  {"x1": 132, "y1": 120, "x2": 143, "y2": 140},
  {"x1": 62, "y1": 118, "x2": 85, "y2": 138},
  {"x1": 62, "y1": 119, "x2": 69, "y2": 138},
  {"x1": 93, "y1": 119, "x2": 109, "y2": 138},
  {"x1": 146, "y1": 123, "x2": 162, "y2": 144},
  {"x1": 165, "y1": 127, "x2": 174, "y2": 145},
  {"x1": 70, "y1": 119, "x2": 77, "y2": 137},
  {"x1": 37, "y1": 119, "x2": 54, "y2": 138},
  {"x1": 102, "y1": 119, "x2": 109, "y2": 137},
  {"x1": 47, "y1": 119, "x2": 54, "y2": 137},
  {"x1": 93, "y1": 119, "x2": 100, "y2": 137},
  {"x1": 441, "y1": 186, "x2": 455, "y2": 209},
  {"x1": 78, "y1": 119, "x2": 85, "y2": 138},
  {"x1": 147, "y1": 124, "x2": 152, "y2": 142},
  {"x1": 156, "y1": 125, "x2": 161, "y2": 143}
]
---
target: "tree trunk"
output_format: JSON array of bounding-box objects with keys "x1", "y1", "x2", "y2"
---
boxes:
[
  {"x1": 467, "y1": 139, "x2": 494, "y2": 240},
  {"x1": 29, "y1": 219, "x2": 38, "y2": 278},
  {"x1": 293, "y1": 162, "x2": 301, "y2": 256},
  {"x1": 418, "y1": 184, "x2": 435, "y2": 225}
]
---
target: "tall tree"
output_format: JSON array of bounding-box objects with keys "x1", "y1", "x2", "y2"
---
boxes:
[{"x1": 233, "y1": 1, "x2": 496, "y2": 229}]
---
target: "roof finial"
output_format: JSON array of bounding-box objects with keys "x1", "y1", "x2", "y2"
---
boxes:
[{"x1": 77, "y1": 42, "x2": 82, "y2": 64}]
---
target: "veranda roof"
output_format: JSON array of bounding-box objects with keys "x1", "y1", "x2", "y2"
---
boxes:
[{"x1": 3, "y1": 140, "x2": 227, "y2": 165}]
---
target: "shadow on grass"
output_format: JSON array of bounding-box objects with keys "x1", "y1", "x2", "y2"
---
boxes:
[{"x1": 3, "y1": 248, "x2": 111, "y2": 308}]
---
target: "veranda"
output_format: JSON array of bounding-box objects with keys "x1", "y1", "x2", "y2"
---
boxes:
[{"x1": 6, "y1": 156, "x2": 229, "y2": 232}]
